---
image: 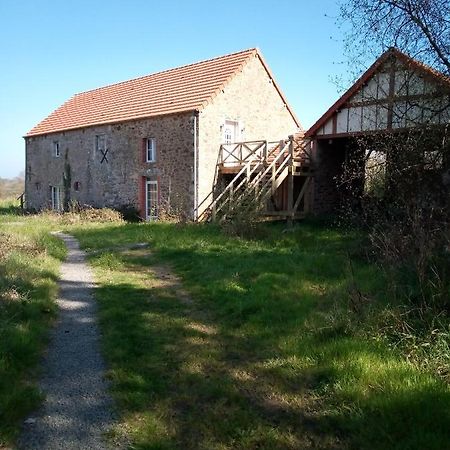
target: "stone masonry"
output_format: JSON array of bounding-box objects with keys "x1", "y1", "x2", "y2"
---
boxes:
[{"x1": 25, "y1": 112, "x2": 195, "y2": 217}]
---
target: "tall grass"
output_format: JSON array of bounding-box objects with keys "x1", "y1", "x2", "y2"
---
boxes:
[
  {"x1": 0, "y1": 210, "x2": 66, "y2": 446},
  {"x1": 72, "y1": 221, "x2": 450, "y2": 449}
]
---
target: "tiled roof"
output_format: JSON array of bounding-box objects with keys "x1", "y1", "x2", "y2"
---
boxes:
[
  {"x1": 306, "y1": 48, "x2": 450, "y2": 137},
  {"x1": 26, "y1": 48, "x2": 266, "y2": 136}
]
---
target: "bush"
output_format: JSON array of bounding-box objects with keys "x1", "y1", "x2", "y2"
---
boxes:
[
  {"x1": 117, "y1": 204, "x2": 142, "y2": 222},
  {"x1": 335, "y1": 127, "x2": 450, "y2": 381}
]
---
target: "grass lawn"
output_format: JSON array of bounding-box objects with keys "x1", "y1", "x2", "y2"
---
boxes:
[
  {"x1": 0, "y1": 202, "x2": 66, "y2": 446},
  {"x1": 71, "y1": 221, "x2": 450, "y2": 450}
]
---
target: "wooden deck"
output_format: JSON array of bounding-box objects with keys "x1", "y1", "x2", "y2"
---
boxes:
[{"x1": 199, "y1": 135, "x2": 313, "y2": 222}]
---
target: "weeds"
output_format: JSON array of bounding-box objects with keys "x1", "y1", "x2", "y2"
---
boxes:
[{"x1": 0, "y1": 213, "x2": 65, "y2": 446}]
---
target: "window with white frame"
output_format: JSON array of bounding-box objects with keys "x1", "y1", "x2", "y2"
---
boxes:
[
  {"x1": 223, "y1": 120, "x2": 240, "y2": 144},
  {"x1": 146, "y1": 138, "x2": 156, "y2": 162},
  {"x1": 146, "y1": 180, "x2": 158, "y2": 220},
  {"x1": 50, "y1": 186, "x2": 62, "y2": 211},
  {"x1": 53, "y1": 141, "x2": 60, "y2": 157}
]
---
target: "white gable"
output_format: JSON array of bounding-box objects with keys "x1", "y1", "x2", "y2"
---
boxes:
[{"x1": 316, "y1": 56, "x2": 450, "y2": 137}]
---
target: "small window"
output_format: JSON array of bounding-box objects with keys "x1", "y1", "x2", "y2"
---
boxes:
[
  {"x1": 53, "y1": 141, "x2": 60, "y2": 157},
  {"x1": 96, "y1": 135, "x2": 106, "y2": 152},
  {"x1": 73, "y1": 181, "x2": 81, "y2": 191},
  {"x1": 146, "y1": 138, "x2": 156, "y2": 162}
]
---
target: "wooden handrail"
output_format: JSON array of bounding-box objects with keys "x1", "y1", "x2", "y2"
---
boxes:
[
  {"x1": 217, "y1": 141, "x2": 293, "y2": 219},
  {"x1": 201, "y1": 136, "x2": 313, "y2": 222}
]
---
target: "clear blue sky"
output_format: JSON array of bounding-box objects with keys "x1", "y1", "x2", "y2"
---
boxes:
[{"x1": 0, "y1": 0, "x2": 352, "y2": 178}]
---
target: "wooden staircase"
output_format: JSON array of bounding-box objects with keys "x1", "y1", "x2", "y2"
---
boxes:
[{"x1": 199, "y1": 135, "x2": 312, "y2": 222}]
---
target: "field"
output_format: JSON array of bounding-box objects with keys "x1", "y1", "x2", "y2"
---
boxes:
[{"x1": 1, "y1": 203, "x2": 449, "y2": 449}]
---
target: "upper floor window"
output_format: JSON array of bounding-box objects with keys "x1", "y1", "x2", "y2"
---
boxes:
[
  {"x1": 223, "y1": 120, "x2": 240, "y2": 144},
  {"x1": 53, "y1": 141, "x2": 60, "y2": 157},
  {"x1": 146, "y1": 138, "x2": 156, "y2": 162},
  {"x1": 96, "y1": 134, "x2": 106, "y2": 152}
]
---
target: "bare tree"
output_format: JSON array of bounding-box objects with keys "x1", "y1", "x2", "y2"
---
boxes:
[{"x1": 339, "y1": 0, "x2": 450, "y2": 76}]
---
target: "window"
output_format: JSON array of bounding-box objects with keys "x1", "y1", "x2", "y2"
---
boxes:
[
  {"x1": 73, "y1": 181, "x2": 81, "y2": 191},
  {"x1": 53, "y1": 141, "x2": 60, "y2": 157},
  {"x1": 146, "y1": 180, "x2": 158, "y2": 220},
  {"x1": 222, "y1": 120, "x2": 240, "y2": 144},
  {"x1": 50, "y1": 186, "x2": 62, "y2": 211},
  {"x1": 224, "y1": 127, "x2": 233, "y2": 144},
  {"x1": 146, "y1": 138, "x2": 156, "y2": 162},
  {"x1": 96, "y1": 134, "x2": 106, "y2": 152}
]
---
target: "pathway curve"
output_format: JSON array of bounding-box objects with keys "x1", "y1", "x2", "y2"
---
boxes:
[{"x1": 18, "y1": 232, "x2": 114, "y2": 450}]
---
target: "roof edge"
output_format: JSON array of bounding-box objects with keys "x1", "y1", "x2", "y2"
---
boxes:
[
  {"x1": 305, "y1": 49, "x2": 392, "y2": 137},
  {"x1": 196, "y1": 48, "x2": 258, "y2": 111},
  {"x1": 305, "y1": 47, "x2": 450, "y2": 138},
  {"x1": 24, "y1": 108, "x2": 198, "y2": 138},
  {"x1": 198, "y1": 48, "x2": 302, "y2": 130},
  {"x1": 255, "y1": 49, "x2": 302, "y2": 130}
]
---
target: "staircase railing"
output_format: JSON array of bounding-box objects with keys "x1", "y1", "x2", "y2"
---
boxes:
[
  {"x1": 198, "y1": 140, "x2": 278, "y2": 221},
  {"x1": 219, "y1": 140, "x2": 268, "y2": 166},
  {"x1": 198, "y1": 136, "x2": 311, "y2": 222},
  {"x1": 211, "y1": 139, "x2": 294, "y2": 222},
  {"x1": 221, "y1": 140, "x2": 293, "y2": 220}
]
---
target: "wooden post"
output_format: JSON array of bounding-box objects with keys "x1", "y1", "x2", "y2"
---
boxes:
[
  {"x1": 287, "y1": 135, "x2": 294, "y2": 226},
  {"x1": 17, "y1": 192, "x2": 24, "y2": 210},
  {"x1": 271, "y1": 160, "x2": 276, "y2": 194}
]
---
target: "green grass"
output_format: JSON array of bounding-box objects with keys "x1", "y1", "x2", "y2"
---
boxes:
[
  {"x1": 0, "y1": 209, "x2": 66, "y2": 446},
  {"x1": 71, "y1": 221, "x2": 450, "y2": 450},
  {"x1": 0, "y1": 205, "x2": 447, "y2": 449}
]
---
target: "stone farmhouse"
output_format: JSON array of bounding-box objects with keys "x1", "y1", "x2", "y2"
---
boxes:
[
  {"x1": 25, "y1": 48, "x2": 300, "y2": 220},
  {"x1": 25, "y1": 47, "x2": 449, "y2": 220}
]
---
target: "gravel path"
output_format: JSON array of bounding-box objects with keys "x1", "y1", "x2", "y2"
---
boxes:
[{"x1": 18, "y1": 232, "x2": 114, "y2": 450}]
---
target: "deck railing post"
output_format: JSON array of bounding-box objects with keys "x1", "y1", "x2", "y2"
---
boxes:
[
  {"x1": 289, "y1": 135, "x2": 294, "y2": 159},
  {"x1": 287, "y1": 135, "x2": 295, "y2": 225}
]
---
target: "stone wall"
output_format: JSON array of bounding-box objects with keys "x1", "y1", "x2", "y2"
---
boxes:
[
  {"x1": 197, "y1": 53, "x2": 300, "y2": 214},
  {"x1": 25, "y1": 113, "x2": 195, "y2": 217}
]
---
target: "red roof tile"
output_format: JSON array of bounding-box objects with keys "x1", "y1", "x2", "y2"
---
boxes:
[{"x1": 26, "y1": 49, "x2": 255, "y2": 136}]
